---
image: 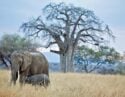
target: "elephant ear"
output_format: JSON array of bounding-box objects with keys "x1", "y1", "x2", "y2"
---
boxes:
[{"x1": 20, "y1": 51, "x2": 32, "y2": 71}]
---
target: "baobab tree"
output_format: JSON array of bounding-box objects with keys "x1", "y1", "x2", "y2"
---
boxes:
[{"x1": 21, "y1": 3, "x2": 114, "y2": 72}]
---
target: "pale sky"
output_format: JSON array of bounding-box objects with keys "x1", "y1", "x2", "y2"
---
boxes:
[{"x1": 0, "y1": 0, "x2": 125, "y2": 54}]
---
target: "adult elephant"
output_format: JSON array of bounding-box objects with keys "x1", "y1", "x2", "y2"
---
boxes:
[{"x1": 10, "y1": 51, "x2": 49, "y2": 85}]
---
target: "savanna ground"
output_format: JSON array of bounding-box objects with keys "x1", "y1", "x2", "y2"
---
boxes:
[{"x1": 0, "y1": 70, "x2": 125, "y2": 97}]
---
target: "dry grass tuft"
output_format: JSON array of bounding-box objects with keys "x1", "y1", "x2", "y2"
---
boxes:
[{"x1": 0, "y1": 70, "x2": 125, "y2": 97}]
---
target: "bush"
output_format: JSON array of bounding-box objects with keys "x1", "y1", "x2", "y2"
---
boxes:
[{"x1": 116, "y1": 62, "x2": 125, "y2": 75}]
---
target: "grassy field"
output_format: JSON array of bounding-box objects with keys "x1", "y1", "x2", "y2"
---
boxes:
[{"x1": 0, "y1": 70, "x2": 125, "y2": 97}]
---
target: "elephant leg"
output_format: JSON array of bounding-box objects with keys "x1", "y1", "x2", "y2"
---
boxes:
[
  {"x1": 19, "y1": 68, "x2": 30, "y2": 85},
  {"x1": 10, "y1": 71, "x2": 18, "y2": 86},
  {"x1": 19, "y1": 75, "x2": 26, "y2": 86},
  {"x1": 19, "y1": 73, "x2": 27, "y2": 86}
]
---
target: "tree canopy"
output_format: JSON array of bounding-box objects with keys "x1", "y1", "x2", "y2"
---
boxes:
[
  {"x1": 0, "y1": 34, "x2": 40, "y2": 68},
  {"x1": 74, "y1": 46, "x2": 120, "y2": 73}
]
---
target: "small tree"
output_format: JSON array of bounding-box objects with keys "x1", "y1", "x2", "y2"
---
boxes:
[
  {"x1": 0, "y1": 34, "x2": 40, "y2": 68},
  {"x1": 74, "y1": 46, "x2": 120, "y2": 73},
  {"x1": 21, "y1": 3, "x2": 114, "y2": 72}
]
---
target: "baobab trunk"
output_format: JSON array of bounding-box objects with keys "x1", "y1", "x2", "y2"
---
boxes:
[
  {"x1": 60, "y1": 54, "x2": 66, "y2": 72},
  {"x1": 60, "y1": 46, "x2": 74, "y2": 72},
  {"x1": 66, "y1": 46, "x2": 74, "y2": 72}
]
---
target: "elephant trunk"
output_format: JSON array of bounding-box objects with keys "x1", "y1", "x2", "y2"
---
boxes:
[{"x1": 11, "y1": 70, "x2": 18, "y2": 85}]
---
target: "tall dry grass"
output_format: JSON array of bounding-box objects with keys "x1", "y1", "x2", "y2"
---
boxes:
[{"x1": 0, "y1": 70, "x2": 125, "y2": 97}]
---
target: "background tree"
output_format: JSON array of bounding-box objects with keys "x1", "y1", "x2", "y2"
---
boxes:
[
  {"x1": 116, "y1": 62, "x2": 125, "y2": 75},
  {"x1": 0, "y1": 34, "x2": 40, "y2": 68},
  {"x1": 21, "y1": 3, "x2": 114, "y2": 72},
  {"x1": 74, "y1": 46, "x2": 120, "y2": 73}
]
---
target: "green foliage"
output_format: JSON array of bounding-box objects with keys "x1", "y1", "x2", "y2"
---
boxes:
[
  {"x1": 0, "y1": 34, "x2": 40, "y2": 55},
  {"x1": 74, "y1": 45, "x2": 120, "y2": 73},
  {"x1": 99, "y1": 46, "x2": 120, "y2": 63}
]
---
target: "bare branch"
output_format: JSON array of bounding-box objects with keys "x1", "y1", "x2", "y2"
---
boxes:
[
  {"x1": 78, "y1": 27, "x2": 103, "y2": 34},
  {"x1": 88, "y1": 62, "x2": 103, "y2": 73},
  {"x1": 79, "y1": 38, "x2": 87, "y2": 43},
  {"x1": 73, "y1": 27, "x2": 104, "y2": 46},
  {"x1": 50, "y1": 50, "x2": 62, "y2": 54},
  {"x1": 41, "y1": 42, "x2": 57, "y2": 48},
  {"x1": 71, "y1": 14, "x2": 83, "y2": 38},
  {"x1": 55, "y1": 16, "x2": 67, "y2": 22}
]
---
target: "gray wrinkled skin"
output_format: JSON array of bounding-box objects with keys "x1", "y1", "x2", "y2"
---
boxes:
[{"x1": 25, "y1": 74, "x2": 50, "y2": 87}]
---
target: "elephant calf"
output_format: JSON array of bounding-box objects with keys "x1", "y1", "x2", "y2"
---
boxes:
[{"x1": 25, "y1": 74, "x2": 50, "y2": 87}]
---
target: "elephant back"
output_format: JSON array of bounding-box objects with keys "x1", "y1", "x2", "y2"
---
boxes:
[{"x1": 29, "y1": 52, "x2": 49, "y2": 76}]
